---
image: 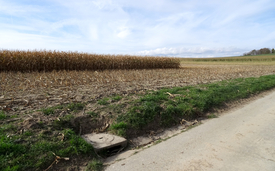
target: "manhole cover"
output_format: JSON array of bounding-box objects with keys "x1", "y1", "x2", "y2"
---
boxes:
[{"x1": 82, "y1": 133, "x2": 127, "y2": 152}]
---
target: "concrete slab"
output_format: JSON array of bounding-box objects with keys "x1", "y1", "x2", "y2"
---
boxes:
[{"x1": 82, "y1": 133, "x2": 127, "y2": 152}]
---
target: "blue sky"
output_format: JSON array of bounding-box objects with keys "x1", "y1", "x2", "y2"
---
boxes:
[{"x1": 0, "y1": 0, "x2": 275, "y2": 57}]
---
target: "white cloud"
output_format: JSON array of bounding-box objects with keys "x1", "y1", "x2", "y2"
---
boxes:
[
  {"x1": 85, "y1": 25, "x2": 98, "y2": 40},
  {"x1": 0, "y1": 0, "x2": 44, "y2": 16},
  {"x1": 136, "y1": 47, "x2": 248, "y2": 57},
  {"x1": 92, "y1": 0, "x2": 113, "y2": 9},
  {"x1": 117, "y1": 27, "x2": 130, "y2": 38},
  {"x1": 0, "y1": 30, "x2": 93, "y2": 52},
  {"x1": 0, "y1": 0, "x2": 274, "y2": 56}
]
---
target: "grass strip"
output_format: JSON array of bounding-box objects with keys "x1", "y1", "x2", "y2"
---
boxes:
[
  {"x1": 0, "y1": 125, "x2": 95, "y2": 171},
  {"x1": 110, "y1": 74, "x2": 275, "y2": 136}
]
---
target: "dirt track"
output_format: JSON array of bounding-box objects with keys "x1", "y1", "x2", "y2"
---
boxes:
[{"x1": 105, "y1": 90, "x2": 275, "y2": 171}]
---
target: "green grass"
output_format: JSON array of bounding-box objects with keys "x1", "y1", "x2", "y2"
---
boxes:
[
  {"x1": 87, "y1": 111, "x2": 99, "y2": 118},
  {"x1": 110, "y1": 74, "x2": 275, "y2": 137},
  {"x1": 41, "y1": 105, "x2": 63, "y2": 115},
  {"x1": 0, "y1": 102, "x2": 93, "y2": 171},
  {"x1": 109, "y1": 104, "x2": 125, "y2": 114},
  {"x1": 67, "y1": 103, "x2": 85, "y2": 111},
  {"x1": 112, "y1": 95, "x2": 123, "y2": 102},
  {"x1": 41, "y1": 103, "x2": 84, "y2": 115},
  {"x1": 0, "y1": 125, "x2": 95, "y2": 171},
  {"x1": 52, "y1": 114, "x2": 74, "y2": 130},
  {"x1": 0, "y1": 110, "x2": 7, "y2": 120},
  {"x1": 42, "y1": 107, "x2": 55, "y2": 115},
  {"x1": 98, "y1": 98, "x2": 109, "y2": 105},
  {"x1": 85, "y1": 159, "x2": 103, "y2": 171},
  {"x1": 109, "y1": 122, "x2": 128, "y2": 137}
]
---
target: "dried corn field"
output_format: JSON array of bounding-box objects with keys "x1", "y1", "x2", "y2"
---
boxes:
[{"x1": 0, "y1": 50, "x2": 179, "y2": 72}]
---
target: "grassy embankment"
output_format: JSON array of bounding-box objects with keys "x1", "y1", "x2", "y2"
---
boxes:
[
  {"x1": 181, "y1": 54, "x2": 275, "y2": 65},
  {"x1": 1, "y1": 74, "x2": 275, "y2": 170},
  {"x1": 108, "y1": 74, "x2": 275, "y2": 136}
]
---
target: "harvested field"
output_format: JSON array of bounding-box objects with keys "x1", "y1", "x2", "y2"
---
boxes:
[
  {"x1": 1, "y1": 65, "x2": 275, "y2": 112},
  {"x1": 1, "y1": 63, "x2": 275, "y2": 171},
  {"x1": 180, "y1": 54, "x2": 275, "y2": 65},
  {"x1": 181, "y1": 54, "x2": 275, "y2": 62}
]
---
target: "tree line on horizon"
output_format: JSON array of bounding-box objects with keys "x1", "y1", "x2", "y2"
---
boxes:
[{"x1": 243, "y1": 48, "x2": 275, "y2": 56}]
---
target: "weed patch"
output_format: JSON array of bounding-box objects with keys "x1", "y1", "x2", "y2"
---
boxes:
[
  {"x1": 86, "y1": 159, "x2": 103, "y2": 171},
  {"x1": 42, "y1": 107, "x2": 55, "y2": 115},
  {"x1": 41, "y1": 105, "x2": 64, "y2": 115},
  {"x1": 98, "y1": 98, "x2": 109, "y2": 105},
  {"x1": 112, "y1": 95, "x2": 123, "y2": 102},
  {"x1": 67, "y1": 103, "x2": 85, "y2": 111}
]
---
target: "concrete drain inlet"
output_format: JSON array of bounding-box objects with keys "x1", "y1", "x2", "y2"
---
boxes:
[{"x1": 82, "y1": 133, "x2": 127, "y2": 154}]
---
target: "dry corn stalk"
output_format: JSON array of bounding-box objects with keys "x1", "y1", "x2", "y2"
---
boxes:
[{"x1": 0, "y1": 50, "x2": 180, "y2": 72}]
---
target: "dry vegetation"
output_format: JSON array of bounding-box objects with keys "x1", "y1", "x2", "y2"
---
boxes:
[
  {"x1": 1, "y1": 65, "x2": 275, "y2": 110},
  {"x1": 0, "y1": 50, "x2": 179, "y2": 72}
]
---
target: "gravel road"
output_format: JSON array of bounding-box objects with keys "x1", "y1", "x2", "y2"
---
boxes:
[{"x1": 105, "y1": 90, "x2": 275, "y2": 171}]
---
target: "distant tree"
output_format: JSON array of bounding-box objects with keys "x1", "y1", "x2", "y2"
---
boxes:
[
  {"x1": 258, "y1": 48, "x2": 271, "y2": 54},
  {"x1": 251, "y1": 49, "x2": 258, "y2": 55},
  {"x1": 272, "y1": 48, "x2": 275, "y2": 53},
  {"x1": 243, "y1": 48, "x2": 271, "y2": 56}
]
